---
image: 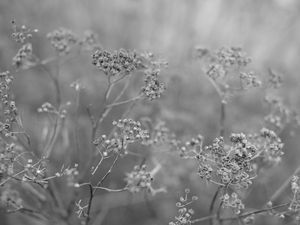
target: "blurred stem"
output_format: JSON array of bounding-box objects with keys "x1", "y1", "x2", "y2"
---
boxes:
[
  {"x1": 209, "y1": 186, "x2": 221, "y2": 225},
  {"x1": 219, "y1": 100, "x2": 226, "y2": 137},
  {"x1": 192, "y1": 202, "x2": 289, "y2": 224},
  {"x1": 267, "y1": 163, "x2": 300, "y2": 205},
  {"x1": 85, "y1": 184, "x2": 94, "y2": 225}
]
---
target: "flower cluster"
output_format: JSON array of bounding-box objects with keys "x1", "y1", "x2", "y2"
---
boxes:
[
  {"x1": 264, "y1": 95, "x2": 299, "y2": 132},
  {"x1": 92, "y1": 49, "x2": 141, "y2": 76},
  {"x1": 56, "y1": 164, "x2": 79, "y2": 187},
  {"x1": 196, "y1": 46, "x2": 260, "y2": 99},
  {"x1": 143, "y1": 120, "x2": 174, "y2": 146},
  {"x1": 169, "y1": 189, "x2": 198, "y2": 225},
  {"x1": 216, "y1": 47, "x2": 251, "y2": 68},
  {"x1": 288, "y1": 175, "x2": 300, "y2": 213},
  {"x1": 0, "y1": 71, "x2": 17, "y2": 135},
  {"x1": 178, "y1": 135, "x2": 204, "y2": 159},
  {"x1": 47, "y1": 28, "x2": 77, "y2": 54},
  {"x1": 141, "y1": 68, "x2": 166, "y2": 100},
  {"x1": 249, "y1": 128, "x2": 284, "y2": 165},
  {"x1": 94, "y1": 119, "x2": 149, "y2": 156},
  {"x1": 203, "y1": 47, "x2": 252, "y2": 81},
  {"x1": 37, "y1": 102, "x2": 69, "y2": 119},
  {"x1": 21, "y1": 159, "x2": 48, "y2": 187},
  {"x1": 221, "y1": 192, "x2": 245, "y2": 214},
  {"x1": 240, "y1": 71, "x2": 262, "y2": 89},
  {"x1": 11, "y1": 20, "x2": 38, "y2": 43},
  {"x1": 179, "y1": 128, "x2": 283, "y2": 189},
  {"x1": 79, "y1": 30, "x2": 100, "y2": 51},
  {"x1": 267, "y1": 69, "x2": 282, "y2": 89},
  {"x1": 13, "y1": 43, "x2": 35, "y2": 69},
  {"x1": 0, "y1": 143, "x2": 18, "y2": 183},
  {"x1": 125, "y1": 164, "x2": 153, "y2": 193}
]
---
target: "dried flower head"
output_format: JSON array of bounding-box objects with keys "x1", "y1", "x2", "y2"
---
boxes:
[
  {"x1": 11, "y1": 20, "x2": 38, "y2": 43},
  {"x1": 47, "y1": 28, "x2": 77, "y2": 54},
  {"x1": 92, "y1": 48, "x2": 141, "y2": 76},
  {"x1": 221, "y1": 192, "x2": 245, "y2": 214},
  {"x1": 94, "y1": 119, "x2": 149, "y2": 156},
  {"x1": 125, "y1": 164, "x2": 153, "y2": 193},
  {"x1": 169, "y1": 189, "x2": 198, "y2": 225},
  {"x1": 13, "y1": 43, "x2": 36, "y2": 69}
]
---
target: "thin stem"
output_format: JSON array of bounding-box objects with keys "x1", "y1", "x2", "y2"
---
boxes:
[
  {"x1": 209, "y1": 187, "x2": 221, "y2": 225},
  {"x1": 219, "y1": 100, "x2": 226, "y2": 137},
  {"x1": 85, "y1": 184, "x2": 94, "y2": 225},
  {"x1": 192, "y1": 202, "x2": 290, "y2": 224},
  {"x1": 267, "y1": 163, "x2": 300, "y2": 205},
  {"x1": 96, "y1": 154, "x2": 119, "y2": 187},
  {"x1": 105, "y1": 95, "x2": 142, "y2": 108}
]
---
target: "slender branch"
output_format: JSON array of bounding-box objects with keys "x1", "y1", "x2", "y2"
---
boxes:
[
  {"x1": 85, "y1": 184, "x2": 94, "y2": 225},
  {"x1": 192, "y1": 202, "x2": 290, "y2": 224},
  {"x1": 105, "y1": 95, "x2": 142, "y2": 108},
  {"x1": 219, "y1": 100, "x2": 226, "y2": 137},
  {"x1": 267, "y1": 163, "x2": 300, "y2": 205},
  {"x1": 209, "y1": 187, "x2": 221, "y2": 225},
  {"x1": 96, "y1": 154, "x2": 119, "y2": 187}
]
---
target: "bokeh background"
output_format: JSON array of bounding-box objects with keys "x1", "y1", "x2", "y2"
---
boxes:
[{"x1": 1, "y1": 0, "x2": 300, "y2": 224}]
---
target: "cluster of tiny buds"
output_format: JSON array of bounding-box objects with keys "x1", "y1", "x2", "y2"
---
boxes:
[
  {"x1": 169, "y1": 189, "x2": 198, "y2": 225},
  {"x1": 143, "y1": 120, "x2": 174, "y2": 146},
  {"x1": 0, "y1": 71, "x2": 17, "y2": 133},
  {"x1": 70, "y1": 79, "x2": 84, "y2": 92},
  {"x1": 289, "y1": 175, "x2": 300, "y2": 212},
  {"x1": 93, "y1": 119, "x2": 149, "y2": 156},
  {"x1": 141, "y1": 68, "x2": 166, "y2": 100},
  {"x1": 78, "y1": 30, "x2": 100, "y2": 51},
  {"x1": 93, "y1": 134, "x2": 124, "y2": 156},
  {"x1": 125, "y1": 164, "x2": 153, "y2": 193},
  {"x1": 55, "y1": 164, "x2": 79, "y2": 187},
  {"x1": 92, "y1": 48, "x2": 141, "y2": 76},
  {"x1": 22, "y1": 159, "x2": 48, "y2": 187},
  {"x1": 205, "y1": 46, "x2": 251, "y2": 81},
  {"x1": 47, "y1": 28, "x2": 77, "y2": 54},
  {"x1": 240, "y1": 71, "x2": 261, "y2": 89},
  {"x1": 268, "y1": 69, "x2": 282, "y2": 89},
  {"x1": 0, "y1": 143, "x2": 17, "y2": 180},
  {"x1": 221, "y1": 192, "x2": 245, "y2": 214},
  {"x1": 179, "y1": 135, "x2": 203, "y2": 159},
  {"x1": 37, "y1": 102, "x2": 69, "y2": 119},
  {"x1": 12, "y1": 43, "x2": 35, "y2": 69},
  {"x1": 263, "y1": 95, "x2": 299, "y2": 132},
  {"x1": 215, "y1": 46, "x2": 251, "y2": 68},
  {"x1": 112, "y1": 119, "x2": 150, "y2": 144},
  {"x1": 11, "y1": 20, "x2": 38, "y2": 43}
]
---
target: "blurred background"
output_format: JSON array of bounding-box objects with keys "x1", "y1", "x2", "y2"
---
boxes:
[{"x1": 1, "y1": 0, "x2": 300, "y2": 224}]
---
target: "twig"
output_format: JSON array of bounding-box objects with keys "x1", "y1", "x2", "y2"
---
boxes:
[
  {"x1": 209, "y1": 186, "x2": 221, "y2": 225},
  {"x1": 267, "y1": 163, "x2": 300, "y2": 204}
]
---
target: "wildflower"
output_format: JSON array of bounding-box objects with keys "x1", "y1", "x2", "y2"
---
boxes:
[
  {"x1": 92, "y1": 48, "x2": 140, "y2": 76},
  {"x1": 221, "y1": 192, "x2": 245, "y2": 214},
  {"x1": 240, "y1": 71, "x2": 261, "y2": 89},
  {"x1": 268, "y1": 69, "x2": 282, "y2": 89},
  {"x1": 141, "y1": 68, "x2": 166, "y2": 100},
  {"x1": 216, "y1": 46, "x2": 251, "y2": 67},
  {"x1": 125, "y1": 164, "x2": 153, "y2": 193},
  {"x1": 47, "y1": 28, "x2": 77, "y2": 54},
  {"x1": 169, "y1": 189, "x2": 198, "y2": 225},
  {"x1": 11, "y1": 20, "x2": 38, "y2": 43},
  {"x1": 94, "y1": 119, "x2": 149, "y2": 156},
  {"x1": 79, "y1": 30, "x2": 100, "y2": 51},
  {"x1": 12, "y1": 43, "x2": 36, "y2": 69}
]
